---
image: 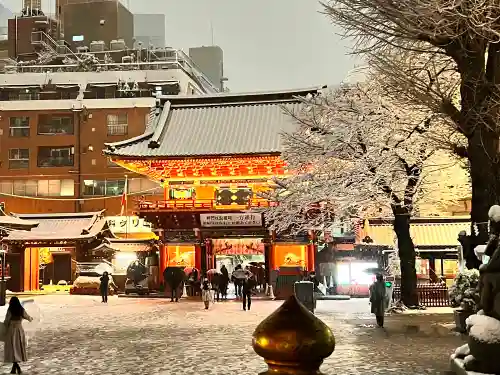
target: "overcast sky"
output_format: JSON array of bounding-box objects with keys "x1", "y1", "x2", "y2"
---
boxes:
[{"x1": 2, "y1": 0, "x2": 357, "y2": 92}]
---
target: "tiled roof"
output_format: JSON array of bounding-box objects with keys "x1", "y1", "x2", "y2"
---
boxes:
[
  {"x1": 361, "y1": 219, "x2": 470, "y2": 247},
  {"x1": 0, "y1": 215, "x2": 39, "y2": 228},
  {"x1": 104, "y1": 87, "x2": 324, "y2": 158},
  {"x1": 3, "y1": 211, "x2": 109, "y2": 242}
]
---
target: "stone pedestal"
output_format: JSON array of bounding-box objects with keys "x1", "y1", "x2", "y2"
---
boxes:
[{"x1": 450, "y1": 355, "x2": 495, "y2": 375}]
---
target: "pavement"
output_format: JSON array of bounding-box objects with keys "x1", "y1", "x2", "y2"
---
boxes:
[{"x1": 0, "y1": 296, "x2": 463, "y2": 375}]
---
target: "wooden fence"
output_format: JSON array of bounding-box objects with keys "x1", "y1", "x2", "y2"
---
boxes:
[{"x1": 392, "y1": 283, "x2": 450, "y2": 307}]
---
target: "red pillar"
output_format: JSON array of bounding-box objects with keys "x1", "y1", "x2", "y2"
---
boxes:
[
  {"x1": 270, "y1": 230, "x2": 277, "y2": 271},
  {"x1": 307, "y1": 230, "x2": 316, "y2": 272},
  {"x1": 159, "y1": 245, "x2": 168, "y2": 284},
  {"x1": 195, "y1": 244, "x2": 201, "y2": 271},
  {"x1": 307, "y1": 244, "x2": 315, "y2": 272}
]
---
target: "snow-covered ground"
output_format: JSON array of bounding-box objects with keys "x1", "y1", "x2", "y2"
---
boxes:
[{"x1": 0, "y1": 295, "x2": 462, "y2": 374}]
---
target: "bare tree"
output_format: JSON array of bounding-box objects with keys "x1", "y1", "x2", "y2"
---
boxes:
[
  {"x1": 322, "y1": 0, "x2": 500, "y2": 244},
  {"x1": 265, "y1": 84, "x2": 467, "y2": 306}
]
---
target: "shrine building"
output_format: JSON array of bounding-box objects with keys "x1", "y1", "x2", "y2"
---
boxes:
[{"x1": 104, "y1": 87, "x2": 324, "y2": 296}]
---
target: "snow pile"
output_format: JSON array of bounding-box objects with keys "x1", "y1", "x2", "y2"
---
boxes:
[{"x1": 467, "y1": 314, "x2": 500, "y2": 343}]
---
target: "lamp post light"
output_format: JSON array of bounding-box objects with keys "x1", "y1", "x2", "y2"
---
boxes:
[{"x1": 0, "y1": 249, "x2": 6, "y2": 306}]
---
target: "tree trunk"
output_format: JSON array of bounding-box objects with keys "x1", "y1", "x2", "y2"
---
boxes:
[
  {"x1": 458, "y1": 52, "x2": 500, "y2": 248},
  {"x1": 393, "y1": 213, "x2": 418, "y2": 306},
  {"x1": 467, "y1": 119, "x2": 500, "y2": 246}
]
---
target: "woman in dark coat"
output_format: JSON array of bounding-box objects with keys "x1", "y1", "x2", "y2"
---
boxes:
[
  {"x1": 4, "y1": 297, "x2": 32, "y2": 374},
  {"x1": 219, "y1": 264, "x2": 229, "y2": 300}
]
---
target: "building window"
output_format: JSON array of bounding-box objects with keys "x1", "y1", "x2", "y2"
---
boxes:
[
  {"x1": 107, "y1": 114, "x2": 128, "y2": 135},
  {"x1": 83, "y1": 179, "x2": 125, "y2": 196},
  {"x1": 38, "y1": 114, "x2": 74, "y2": 135},
  {"x1": 0, "y1": 181, "x2": 13, "y2": 195},
  {"x1": 2, "y1": 179, "x2": 74, "y2": 197},
  {"x1": 105, "y1": 179, "x2": 126, "y2": 196},
  {"x1": 37, "y1": 179, "x2": 74, "y2": 196},
  {"x1": 9, "y1": 117, "x2": 30, "y2": 137},
  {"x1": 37, "y1": 146, "x2": 74, "y2": 167},
  {"x1": 8, "y1": 90, "x2": 40, "y2": 101},
  {"x1": 128, "y1": 178, "x2": 162, "y2": 195},
  {"x1": 8, "y1": 149, "x2": 29, "y2": 169}
]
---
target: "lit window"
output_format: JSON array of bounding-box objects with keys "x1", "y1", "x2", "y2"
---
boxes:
[
  {"x1": 107, "y1": 114, "x2": 128, "y2": 135},
  {"x1": 8, "y1": 149, "x2": 29, "y2": 169}
]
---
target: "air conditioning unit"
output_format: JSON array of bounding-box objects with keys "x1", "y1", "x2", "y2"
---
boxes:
[
  {"x1": 89, "y1": 41, "x2": 106, "y2": 52},
  {"x1": 110, "y1": 39, "x2": 126, "y2": 51},
  {"x1": 76, "y1": 46, "x2": 89, "y2": 53}
]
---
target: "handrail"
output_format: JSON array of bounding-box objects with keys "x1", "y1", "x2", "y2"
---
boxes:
[
  {"x1": 5, "y1": 43, "x2": 220, "y2": 93},
  {"x1": 31, "y1": 31, "x2": 81, "y2": 62},
  {"x1": 139, "y1": 198, "x2": 277, "y2": 211}
]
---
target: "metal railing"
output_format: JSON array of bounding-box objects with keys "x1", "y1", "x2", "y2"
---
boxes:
[
  {"x1": 37, "y1": 157, "x2": 74, "y2": 168},
  {"x1": 31, "y1": 31, "x2": 81, "y2": 62},
  {"x1": 7, "y1": 41, "x2": 220, "y2": 93},
  {"x1": 392, "y1": 283, "x2": 451, "y2": 307},
  {"x1": 107, "y1": 124, "x2": 128, "y2": 136},
  {"x1": 139, "y1": 198, "x2": 277, "y2": 211}
]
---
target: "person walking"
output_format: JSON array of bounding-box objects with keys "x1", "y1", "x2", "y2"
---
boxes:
[
  {"x1": 4, "y1": 297, "x2": 33, "y2": 374},
  {"x1": 201, "y1": 278, "x2": 213, "y2": 309},
  {"x1": 369, "y1": 273, "x2": 387, "y2": 327},
  {"x1": 242, "y1": 272, "x2": 256, "y2": 311},
  {"x1": 232, "y1": 265, "x2": 245, "y2": 298},
  {"x1": 100, "y1": 271, "x2": 111, "y2": 303},
  {"x1": 220, "y1": 264, "x2": 229, "y2": 300}
]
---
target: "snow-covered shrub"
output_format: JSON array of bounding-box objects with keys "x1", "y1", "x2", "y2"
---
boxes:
[
  {"x1": 467, "y1": 314, "x2": 500, "y2": 343},
  {"x1": 449, "y1": 269, "x2": 480, "y2": 311}
]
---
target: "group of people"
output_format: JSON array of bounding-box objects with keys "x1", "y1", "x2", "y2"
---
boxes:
[{"x1": 201, "y1": 264, "x2": 256, "y2": 311}]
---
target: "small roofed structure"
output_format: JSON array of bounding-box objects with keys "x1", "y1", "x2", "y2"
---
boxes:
[{"x1": 1, "y1": 210, "x2": 113, "y2": 292}]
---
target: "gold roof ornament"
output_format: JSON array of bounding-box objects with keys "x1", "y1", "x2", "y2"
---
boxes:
[{"x1": 252, "y1": 296, "x2": 335, "y2": 374}]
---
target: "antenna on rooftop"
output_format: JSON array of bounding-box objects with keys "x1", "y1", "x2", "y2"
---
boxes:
[{"x1": 210, "y1": 20, "x2": 214, "y2": 46}]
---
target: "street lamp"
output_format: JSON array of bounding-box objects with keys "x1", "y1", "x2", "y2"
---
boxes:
[{"x1": 0, "y1": 249, "x2": 6, "y2": 306}]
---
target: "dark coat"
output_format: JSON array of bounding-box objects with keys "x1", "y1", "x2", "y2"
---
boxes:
[
  {"x1": 369, "y1": 281, "x2": 386, "y2": 316},
  {"x1": 100, "y1": 274, "x2": 109, "y2": 290},
  {"x1": 242, "y1": 277, "x2": 256, "y2": 293}
]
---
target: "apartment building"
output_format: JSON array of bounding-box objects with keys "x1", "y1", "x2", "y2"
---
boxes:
[{"x1": 0, "y1": 10, "x2": 219, "y2": 215}]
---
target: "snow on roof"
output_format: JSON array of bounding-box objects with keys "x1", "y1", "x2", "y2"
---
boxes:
[{"x1": 0, "y1": 97, "x2": 155, "y2": 111}]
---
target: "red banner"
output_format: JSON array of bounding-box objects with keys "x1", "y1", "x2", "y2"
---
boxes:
[{"x1": 212, "y1": 239, "x2": 264, "y2": 255}]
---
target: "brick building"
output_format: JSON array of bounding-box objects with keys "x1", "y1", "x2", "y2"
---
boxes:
[{"x1": 0, "y1": 12, "x2": 220, "y2": 215}]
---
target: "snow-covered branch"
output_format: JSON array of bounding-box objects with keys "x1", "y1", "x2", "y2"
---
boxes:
[{"x1": 264, "y1": 83, "x2": 469, "y2": 233}]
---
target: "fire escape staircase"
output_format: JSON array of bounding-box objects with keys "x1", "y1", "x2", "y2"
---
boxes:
[{"x1": 31, "y1": 31, "x2": 82, "y2": 63}]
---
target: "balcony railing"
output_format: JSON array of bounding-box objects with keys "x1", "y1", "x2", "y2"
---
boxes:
[
  {"x1": 38, "y1": 157, "x2": 74, "y2": 167},
  {"x1": 139, "y1": 199, "x2": 277, "y2": 211},
  {"x1": 38, "y1": 123, "x2": 74, "y2": 135},
  {"x1": 107, "y1": 124, "x2": 128, "y2": 136}
]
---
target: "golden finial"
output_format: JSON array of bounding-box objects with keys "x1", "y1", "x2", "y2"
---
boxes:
[{"x1": 252, "y1": 295, "x2": 335, "y2": 374}]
